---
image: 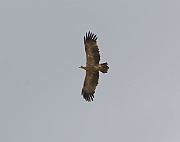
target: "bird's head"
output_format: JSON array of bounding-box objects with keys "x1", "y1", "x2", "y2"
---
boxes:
[{"x1": 79, "y1": 65, "x2": 86, "y2": 70}]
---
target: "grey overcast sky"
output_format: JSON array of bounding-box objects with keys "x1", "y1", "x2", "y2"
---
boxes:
[{"x1": 1, "y1": 0, "x2": 180, "y2": 142}]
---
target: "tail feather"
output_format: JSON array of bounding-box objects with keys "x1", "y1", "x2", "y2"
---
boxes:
[{"x1": 100, "y1": 62, "x2": 109, "y2": 73}]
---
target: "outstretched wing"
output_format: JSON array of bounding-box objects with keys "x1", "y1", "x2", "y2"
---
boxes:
[
  {"x1": 82, "y1": 71, "x2": 99, "y2": 102},
  {"x1": 84, "y1": 31, "x2": 100, "y2": 66}
]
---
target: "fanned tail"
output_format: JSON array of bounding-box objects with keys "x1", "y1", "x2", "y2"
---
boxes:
[{"x1": 100, "y1": 62, "x2": 109, "y2": 73}]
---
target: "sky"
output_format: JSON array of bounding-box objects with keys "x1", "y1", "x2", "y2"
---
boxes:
[{"x1": 1, "y1": 0, "x2": 180, "y2": 142}]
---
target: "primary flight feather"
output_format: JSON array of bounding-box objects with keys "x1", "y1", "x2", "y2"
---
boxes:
[{"x1": 79, "y1": 31, "x2": 109, "y2": 102}]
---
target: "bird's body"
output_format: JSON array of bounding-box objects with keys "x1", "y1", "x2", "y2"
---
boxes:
[
  {"x1": 79, "y1": 31, "x2": 109, "y2": 102},
  {"x1": 80, "y1": 64, "x2": 100, "y2": 72}
]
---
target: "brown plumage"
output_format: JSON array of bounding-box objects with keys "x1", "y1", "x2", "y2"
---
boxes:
[{"x1": 79, "y1": 31, "x2": 109, "y2": 102}]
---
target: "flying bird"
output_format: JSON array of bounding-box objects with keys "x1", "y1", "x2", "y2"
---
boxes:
[{"x1": 79, "y1": 31, "x2": 109, "y2": 102}]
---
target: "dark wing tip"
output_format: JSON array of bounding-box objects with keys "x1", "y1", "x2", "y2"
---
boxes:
[
  {"x1": 84, "y1": 31, "x2": 98, "y2": 44},
  {"x1": 81, "y1": 89, "x2": 94, "y2": 102}
]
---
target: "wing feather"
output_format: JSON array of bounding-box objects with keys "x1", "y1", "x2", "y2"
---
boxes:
[
  {"x1": 81, "y1": 71, "x2": 99, "y2": 102},
  {"x1": 84, "y1": 31, "x2": 100, "y2": 66}
]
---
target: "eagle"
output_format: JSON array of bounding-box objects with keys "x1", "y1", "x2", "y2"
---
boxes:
[{"x1": 79, "y1": 31, "x2": 109, "y2": 102}]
